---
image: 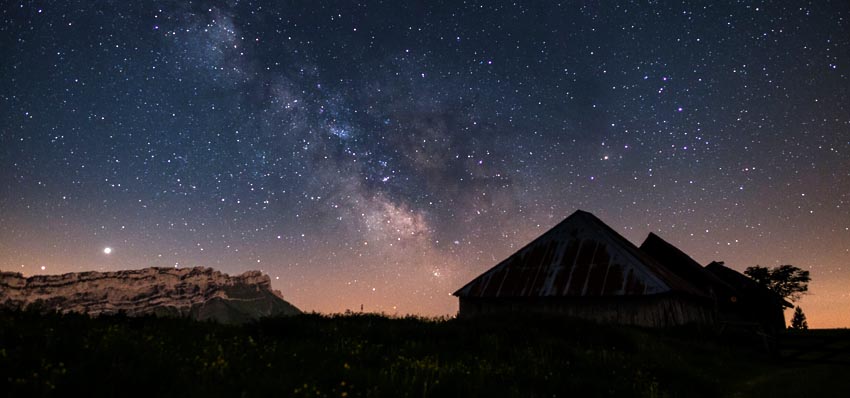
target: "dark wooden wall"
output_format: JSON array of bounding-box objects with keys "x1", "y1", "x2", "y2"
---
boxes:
[{"x1": 458, "y1": 295, "x2": 715, "y2": 328}]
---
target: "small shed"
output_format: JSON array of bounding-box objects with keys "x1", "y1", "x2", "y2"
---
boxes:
[
  {"x1": 453, "y1": 210, "x2": 715, "y2": 327},
  {"x1": 639, "y1": 233, "x2": 792, "y2": 332},
  {"x1": 704, "y1": 261, "x2": 792, "y2": 333}
]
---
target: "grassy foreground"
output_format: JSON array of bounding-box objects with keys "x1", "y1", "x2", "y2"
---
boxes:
[{"x1": 1, "y1": 310, "x2": 848, "y2": 397}]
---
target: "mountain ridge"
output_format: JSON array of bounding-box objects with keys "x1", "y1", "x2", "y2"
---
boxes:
[{"x1": 0, "y1": 266, "x2": 300, "y2": 323}]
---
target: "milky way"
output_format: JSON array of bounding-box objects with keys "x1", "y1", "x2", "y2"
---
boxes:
[{"x1": 2, "y1": 1, "x2": 849, "y2": 327}]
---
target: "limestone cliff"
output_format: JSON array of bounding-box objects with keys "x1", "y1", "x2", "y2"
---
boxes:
[{"x1": 0, "y1": 267, "x2": 300, "y2": 323}]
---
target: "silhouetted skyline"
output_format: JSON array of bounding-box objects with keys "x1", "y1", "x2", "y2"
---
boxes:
[{"x1": 2, "y1": 1, "x2": 848, "y2": 327}]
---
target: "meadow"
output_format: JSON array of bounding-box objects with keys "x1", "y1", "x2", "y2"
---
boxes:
[{"x1": 1, "y1": 310, "x2": 848, "y2": 397}]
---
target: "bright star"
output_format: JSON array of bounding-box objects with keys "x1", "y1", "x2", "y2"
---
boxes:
[{"x1": 103, "y1": 247, "x2": 113, "y2": 254}]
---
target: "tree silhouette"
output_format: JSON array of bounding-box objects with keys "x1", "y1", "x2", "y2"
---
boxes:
[
  {"x1": 744, "y1": 264, "x2": 810, "y2": 302},
  {"x1": 790, "y1": 306, "x2": 808, "y2": 330}
]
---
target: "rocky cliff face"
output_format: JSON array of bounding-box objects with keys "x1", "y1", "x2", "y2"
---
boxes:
[{"x1": 0, "y1": 267, "x2": 301, "y2": 323}]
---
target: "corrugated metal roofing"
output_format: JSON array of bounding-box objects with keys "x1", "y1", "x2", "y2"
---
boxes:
[
  {"x1": 454, "y1": 210, "x2": 706, "y2": 298},
  {"x1": 640, "y1": 232, "x2": 736, "y2": 298}
]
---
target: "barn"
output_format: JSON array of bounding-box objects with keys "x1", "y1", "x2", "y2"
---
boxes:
[
  {"x1": 454, "y1": 210, "x2": 790, "y2": 330},
  {"x1": 639, "y1": 232, "x2": 734, "y2": 301},
  {"x1": 639, "y1": 232, "x2": 791, "y2": 332},
  {"x1": 704, "y1": 261, "x2": 792, "y2": 333},
  {"x1": 453, "y1": 210, "x2": 716, "y2": 327}
]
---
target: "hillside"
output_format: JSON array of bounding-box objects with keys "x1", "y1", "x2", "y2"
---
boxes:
[{"x1": 1, "y1": 311, "x2": 848, "y2": 397}]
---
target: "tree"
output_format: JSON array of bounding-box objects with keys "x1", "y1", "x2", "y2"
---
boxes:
[
  {"x1": 790, "y1": 306, "x2": 808, "y2": 330},
  {"x1": 744, "y1": 264, "x2": 811, "y2": 302}
]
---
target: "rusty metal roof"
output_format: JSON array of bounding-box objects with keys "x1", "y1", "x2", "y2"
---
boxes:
[
  {"x1": 640, "y1": 232, "x2": 736, "y2": 298},
  {"x1": 454, "y1": 210, "x2": 707, "y2": 298}
]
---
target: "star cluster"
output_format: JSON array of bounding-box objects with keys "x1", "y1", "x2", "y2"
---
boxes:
[{"x1": 1, "y1": 1, "x2": 848, "y2": 327}]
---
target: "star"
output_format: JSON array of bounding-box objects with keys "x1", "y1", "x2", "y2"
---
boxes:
[{"x1": 0, "y1": 0, "x2": 847, "y2": 327}]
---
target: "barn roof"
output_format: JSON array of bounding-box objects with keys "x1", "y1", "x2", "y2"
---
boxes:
[
  {"x1": 640, "y1": 233, "x2": 736, "y2": 298},
  {"x1": 453, "y1": 210, "x2": 707, "y2": 298}
]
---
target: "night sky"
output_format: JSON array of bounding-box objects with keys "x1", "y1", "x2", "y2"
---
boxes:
[{"x1": 2, "y1": 1, "x2": 848, "y2": 327}]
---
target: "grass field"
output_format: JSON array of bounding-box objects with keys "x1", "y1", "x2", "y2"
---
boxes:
[{"x1": 1, "y1": 310, "x2": 848, "y2": 397}]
